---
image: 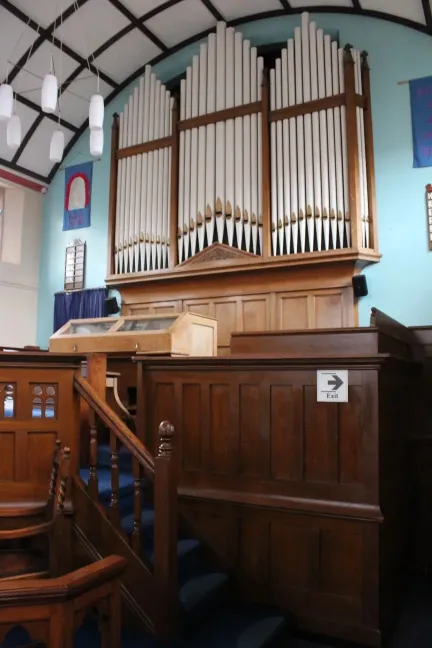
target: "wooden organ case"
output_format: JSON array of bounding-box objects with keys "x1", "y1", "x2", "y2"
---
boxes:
[{"x1": 105, "y1": 13, "x2": 379, "y2": 349}]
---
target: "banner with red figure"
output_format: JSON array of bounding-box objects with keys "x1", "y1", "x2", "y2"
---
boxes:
[{"x1": 63, "y1": 161, "x2": 93, "y2": 231}]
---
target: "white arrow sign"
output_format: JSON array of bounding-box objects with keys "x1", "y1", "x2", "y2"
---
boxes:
[{"x1": 317, "y1": 370, "x2": 348, "y2": 403}]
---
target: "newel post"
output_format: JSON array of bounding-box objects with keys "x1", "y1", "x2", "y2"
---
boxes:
[{"x1": 153, "y1": 421, "x2": 178, "y2": 636}]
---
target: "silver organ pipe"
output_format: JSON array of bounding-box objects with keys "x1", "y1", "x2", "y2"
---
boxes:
[
  {"x1": 197, "y1": 44, "x2": 208, "y2": 253},
  {"x1": 112, "y1": 13, "x2": 375, "y2": 277},
  {"x1": 269, "y1": 12, "x2": 371, "y2": 256},
  {"x1": 225, "y1": 27, "x2": 235, "y2": 247},
  {"x1": 177, "y1": 22, "x2": 262, "y2": 259},
  {"x1": 114, "y1": 65, "x2": 173, "y2": 274}
]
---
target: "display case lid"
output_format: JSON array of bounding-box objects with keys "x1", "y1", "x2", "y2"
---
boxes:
[
  {"x1": 114, "y1": 315, "x2": 178, "y2": 333},
  {"x1": 55, "y1": 318, "x2": 118, "y2": 336},
  {"x1": 52, "y1": 314, "x2": 181, "y2": 338}
]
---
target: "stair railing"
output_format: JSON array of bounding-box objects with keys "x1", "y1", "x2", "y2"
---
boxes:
[
  {"x1": 0, "y1": 555, "x2": 127, "y2": 648},
  {"x1": 73, "y1": 374, "x2": 178, "y2": 635}
]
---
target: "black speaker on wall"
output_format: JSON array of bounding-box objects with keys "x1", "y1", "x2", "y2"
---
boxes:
[
  {"x1": 104, "y1": 297, "x2": 120, "y2": 316},
  {"x1": 352, "y1": 275, "x2": 368, "y2": 298}
]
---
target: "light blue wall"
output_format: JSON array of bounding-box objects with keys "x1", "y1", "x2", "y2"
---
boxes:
[{"x1": 36, "y1": 13, "x2": 432, "y2": 346}]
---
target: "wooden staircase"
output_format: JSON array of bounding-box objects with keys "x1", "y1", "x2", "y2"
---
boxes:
[
  {"x1": 0, "y1": 351, "x2": 287, "y2": 647},
  {"x1": 72, "y1": 373, "x2": 287, "y2": 646}
]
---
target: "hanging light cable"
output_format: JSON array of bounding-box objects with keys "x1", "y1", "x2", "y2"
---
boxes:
[
  {"x1": 49, "y1": 3, "x2": 64, "y2": 163},
  {"x1": 42, "y1": 1, "x2": 61, "y2": 114},
  {"x1": 0, "y1": 10, "x2": 34, "y2": 123},
  {"x1": 7, "y1": 95, "x2": 21, "y2": 149},
  {"x1": 6, "y1": 20, "x2": 40, "y2": 148}
]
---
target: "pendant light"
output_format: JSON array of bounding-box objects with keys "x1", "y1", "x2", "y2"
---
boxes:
[
  {"x1": 50, "y1": 129, "x2": 64, "y2": 163},
  {"x1": 41, "y1": 54, "x2": 58, "y2": 114},
  {"x1": 7, "y1": 114, "x2": 21, "y2": 149},
  {"x1": 42, "y1": 73, "x2": 58, "y2": 113},
  {"x1": 90, "y1": 128, "x2": 103, "y2": 156},
  {"x1": 89, "y1": 94, "x2": 104, "y2": 131},
  {"x1": 0, "y1": 84, "x2": 13, "y2": 122}
]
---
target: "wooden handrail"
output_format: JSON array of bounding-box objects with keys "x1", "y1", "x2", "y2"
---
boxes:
[
  {"x1": 0, "y1": 555, "x2": 127, "y2": 606},
  {"x1": 74, "y1": 373, "x2": 155, "y2": 478}
]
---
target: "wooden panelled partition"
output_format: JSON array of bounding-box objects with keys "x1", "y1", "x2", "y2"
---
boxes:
[
  {"x1": 0, "y1": 352, "x2": 81, "y2": 492},
  {"x1": 118, "y1": 259, "x2": 358, "y2": 355},
  {"x1": 135, "y1": 324, "x2": 416, "y2": 646}
]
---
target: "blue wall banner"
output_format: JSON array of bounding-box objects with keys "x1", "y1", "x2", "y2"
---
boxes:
[
  {"x1": 63, "y1": 161, "x2": 93, "y2": 231},
  {"x1": 410, "y1": 76, "x2": 432, "y2": 168}
]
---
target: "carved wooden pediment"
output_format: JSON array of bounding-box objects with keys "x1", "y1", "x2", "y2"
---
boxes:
[{"x1": 179, "y1": 243, "x2": 256, "y2": 267}]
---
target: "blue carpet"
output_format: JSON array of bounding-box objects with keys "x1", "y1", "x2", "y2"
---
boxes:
[{"x1": 76, "y1": 443, "x2": 287, "y2": 648}]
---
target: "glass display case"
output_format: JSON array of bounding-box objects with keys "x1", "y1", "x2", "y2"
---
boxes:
[{"x1": 49, "y1": 312, "x2": 217, "y2": 356}]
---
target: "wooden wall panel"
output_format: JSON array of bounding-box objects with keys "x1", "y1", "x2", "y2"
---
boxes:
[
  {"x1": 120, "y1": 263, "x2": 357, "y2": 355},
  {"x1": 137, "y1": 341, "x2": 412, "y2": 646},
  {"x1": 0, "y1": 359, "x2": 81, "y2": 487},
  {"x1": 144, "y1": 364, "x2": 376, "y2": 506},
  {"x1": 179, "y1": 497, "x2": 379, "y2": 645}
]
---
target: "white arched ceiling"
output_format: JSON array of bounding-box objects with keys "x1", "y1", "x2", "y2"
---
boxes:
[{"x1": 0, "y1": 0, "x2": 430, "y2": 184}]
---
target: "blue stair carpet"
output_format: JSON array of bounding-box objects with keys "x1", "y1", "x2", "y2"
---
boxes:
[{"x1": 76, "y1": 443, "x2": 287, "y2": 647}]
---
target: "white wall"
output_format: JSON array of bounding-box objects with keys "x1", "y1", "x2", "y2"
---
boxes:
[{"x1": 0, "y1": 182, "x2": 43, "y2": 347}]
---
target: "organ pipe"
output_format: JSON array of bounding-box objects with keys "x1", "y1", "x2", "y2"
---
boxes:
[{"x1": 111, "y1": 12, "x2": 375, "y2": 276}]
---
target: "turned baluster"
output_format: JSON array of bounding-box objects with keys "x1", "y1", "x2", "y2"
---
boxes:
[
  {"x1": 154, "y1": 421, "x2": 178, "y2": 636},
  {"x1": 131, "y1": 457, "x2": 142, "y2": 556},
  {"x1": 48, "y1": 440, "x2": 62, "y2": 500},
  {"x1": 88, "y1": 409, "x2": 99, "y2": 500},
  {"x1": 110, "y1": 431, "x2": 120, "y2": 527},
  {"x1": 56, "y1": 447, "x2": 71, "y2": 513}
]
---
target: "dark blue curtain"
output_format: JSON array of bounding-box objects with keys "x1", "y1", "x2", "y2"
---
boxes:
[{"x1": 54, "y1": 287, "x2": 108, "y2": 332}]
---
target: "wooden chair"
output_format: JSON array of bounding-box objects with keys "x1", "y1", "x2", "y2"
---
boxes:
[
  {"x1": 0, "y1": 442, "x2": 71, "y2": 580},
  {"x1": 0, "y1": 555, "x2": 127, "y2": 648}
]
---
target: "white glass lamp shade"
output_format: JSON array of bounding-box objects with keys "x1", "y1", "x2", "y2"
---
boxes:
[
  {"x1": 49, "y1": 130, "x2": 65, "y2": 163},
  {"x1": 90, "y1": 128, "x2": 103, "y2": 156},
  {"x1": 0, "y1": 84, "x2": 13, "y2": 122},
  {"x1": 89, "y1": 94, "x2": 104, "y2": 130},
  {"x1": 41, "y1": 74, "x2": 58, "y2": 113},
  {"x1": 7, "y1": 115, "x2": 21, "y2": 149}
]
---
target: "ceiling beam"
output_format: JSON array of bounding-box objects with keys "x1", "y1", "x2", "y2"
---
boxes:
[
  {"x1": 0, "y1": 156, "x2": 49, "y2": 185},
  {"x1": 200, "y1": 0, "x2": 224, "y2": 21},
  {"x1": 11, "y1": 114, "x2": 45, "y2": 165},
  {"x1": 1, "y1": 0, "x2": 117, "y2": 88},
  {"x1": 422, "y1": 0, "x2": 432, "y2": 29},
  {"x1": 106, "y1": 0, "x2": 168, "y2": 51},
  {"x1": 15, "y1": 93, "x2": 79, "y2": 132},
  {"x1": 139, "y1": 0, "x2": 184, "y2": 23}
]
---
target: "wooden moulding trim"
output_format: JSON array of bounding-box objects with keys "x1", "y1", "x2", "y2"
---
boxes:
[
  {"x1": 179, "y1": 488, "x2": 384, "y2": 522},
  {"x1": 105, "y1": 249, "x2": 381, "y2": 286},
  {"x1": 72, "y1": 520, "x2": 157, "y2": 635},
  {"x1": 0, "y1": 555, "x2": 127, "y2": 606},
  {"x1": 137, "y1": 354, "x2": 396, "y2": 369},
  {"x1": 74, "y1": 373, "x2": 155, "y2": 477},
  {"x1": 269, "y1": 93, "x2": 365, "y2": 122},
  {"x1": 178, "y1": 101, "x2": 262, "y2": 131},
  {"x1": 117, "y1": 135, "x2": 174, "y2": 159}
]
